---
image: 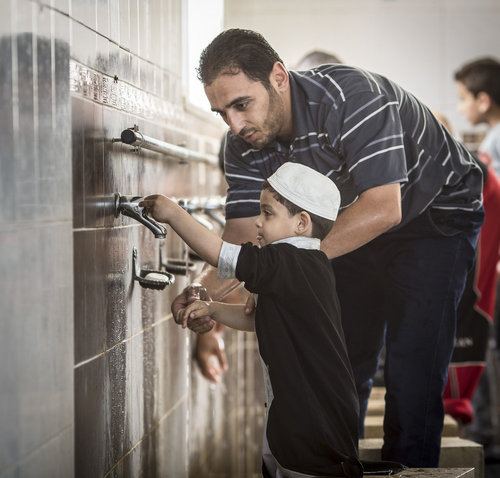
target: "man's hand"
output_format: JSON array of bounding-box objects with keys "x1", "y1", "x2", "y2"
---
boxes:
[
  {"x1": 195, "y1": 330, "x2": 228, "y2": 383},
  {"x1": 171, "y1": 284, "x2": 215, "y2": 332}
]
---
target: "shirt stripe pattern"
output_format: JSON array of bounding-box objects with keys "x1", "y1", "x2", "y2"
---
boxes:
[{"x1": 223, "y1": 65, "x2": 483, "y2": 226}]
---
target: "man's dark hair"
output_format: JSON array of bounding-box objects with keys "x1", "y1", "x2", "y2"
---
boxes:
[
  {"x1": 455, "y1": 57, "x2": 500, "y2": 106},
  {"x1": 197, "y1": 29, "x2": 284, "y2": 88},
  {"x1": 262, "y1": 181, "x2": 334, "y2": 240}
]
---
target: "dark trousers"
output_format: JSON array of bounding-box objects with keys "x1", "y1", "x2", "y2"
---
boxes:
[{"x1": 331, "y1": 207, "x2": 483, "y2": 467}]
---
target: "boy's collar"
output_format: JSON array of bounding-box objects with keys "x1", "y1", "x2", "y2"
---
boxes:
[{"x1": 271, "y1": 236, "x2": 320, "y2": 250}]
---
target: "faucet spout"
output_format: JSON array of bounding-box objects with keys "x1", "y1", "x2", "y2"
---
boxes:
[{"x1": 114, "y1": 193, "x2": 167, "y2": 239}]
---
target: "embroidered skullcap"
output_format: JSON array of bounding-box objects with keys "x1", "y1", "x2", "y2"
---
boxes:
[{"x1": 267, "y1": 162, "x2": 340, "y2": 220}]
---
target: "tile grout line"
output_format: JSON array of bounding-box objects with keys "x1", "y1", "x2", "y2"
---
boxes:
[
  {"x1": 0, "y1": 424, "x2": 73, "y2": 478},
  {"x1": 74, "y1": 313, "x2": 173, "y2": 369},
  {"x1": 102, "y1": 391, "x2": 188, "y2": 478}
]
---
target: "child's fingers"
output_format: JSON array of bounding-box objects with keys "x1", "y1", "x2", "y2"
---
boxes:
[{"x1": 186, "y1": 303, "x2": 209, "y2": 319}]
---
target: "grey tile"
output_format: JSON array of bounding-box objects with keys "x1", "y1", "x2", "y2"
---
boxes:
[
  {"x1": 72, "y1": 97, "x2": 85, "y2": 229},
  {"x1": 15, "y1": 33, "x2": 36, "y2": 224},
  {"x1": 53, "y1": 0, "x2": 70, "y2": 15},
  {"x1": 0, "y1": 223, "x2": 74, "y2": 472},
  {"x1": 70, "y1": 19, "x2": 96, "y2": 67},
  {"x1": 96, "y1": 0, "x2": 110, "y2": 39},
  {"x1": 5, "y1": 426, "x2": 74, "y2": 478},
  {"x1": 119, "y1": 0, "x2": 130, "y2": 51},
  {"x1": 71, "y1": 0, "x2": 97, "y2": 31},
  {"x1": 74, "y1": 229, "x2": 107, "y2": 363},
  {"x1": 74, "y1": 353, "x2": 108, "y2": 478},
  {"x1": 128, "y1": 0, "x2": 138, "y2": 56},
  {"x1": 0, "y1": 35, "x2": 15, "y2": 224},
  {"x1": 108, "y1": 0, "x2": 120, "y2": 44}
]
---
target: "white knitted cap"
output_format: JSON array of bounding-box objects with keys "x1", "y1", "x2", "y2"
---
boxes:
[{"x1": 267, "y1": 163, "x2": 341, "y2": 220}]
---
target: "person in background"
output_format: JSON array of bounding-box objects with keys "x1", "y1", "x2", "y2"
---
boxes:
[
  {"x1": 141, "y1": 163, "x2": 366, "y2": 477},
  {"x1": 294, "y1": 50, "x2": 342, "y2": 69},
  {"x1": 455, "y1": 57, "x2": 500, "y2": 176},
  {"x1": 454, "y1": 57, "x2": 500, "y2": 460},
  {"x1": 171, "y1": 29, "x2": 484, "y2": 467}
]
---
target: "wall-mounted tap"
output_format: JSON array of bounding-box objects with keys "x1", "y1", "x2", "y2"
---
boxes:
[
  {"x1": 114, "y1": 193, "x2": 167, "y2": 239},
  {"x1": 177, "y1": 198, "x2": 215, "y2": 231}
]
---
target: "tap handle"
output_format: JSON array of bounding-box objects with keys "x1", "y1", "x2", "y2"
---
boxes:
[{"x1": 115, "y1": 193, "x2": 167, "y2": 239}]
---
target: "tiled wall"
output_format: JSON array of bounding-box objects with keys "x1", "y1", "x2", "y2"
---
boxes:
[
  {"x1": 0, "y1": 0, "x2": 264, "y2": 477},
  {"x1": 0, "y1": 2, "x2": 74, "y2": 477}
]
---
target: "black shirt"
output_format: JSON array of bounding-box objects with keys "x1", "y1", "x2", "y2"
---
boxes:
[{"x1": 235, "y1": 241, "x2": 359, "y2": 475}]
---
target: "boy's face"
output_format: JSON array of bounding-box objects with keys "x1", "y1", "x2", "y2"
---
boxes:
[
  {"x1": 456, "y1": 81, "x2": 485, "y2": 126},
  {"x1": 255, "y1": 189, "x2": 300, "y2": 246},
  {"x1": 204, "y1": 70, "x2": 286, "y2": 150}
]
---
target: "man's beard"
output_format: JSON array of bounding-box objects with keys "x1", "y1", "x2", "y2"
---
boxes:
[{"x1": 242, "y1": 87, "x2": 285, "y2": 149}]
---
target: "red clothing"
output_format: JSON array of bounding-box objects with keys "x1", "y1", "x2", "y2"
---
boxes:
[
  {"x1": 476, "y1": 166, "x2": 500, "y2": 319},
  {"x1": 443, "y1": 165, "x2": 500, "y2": 424}
]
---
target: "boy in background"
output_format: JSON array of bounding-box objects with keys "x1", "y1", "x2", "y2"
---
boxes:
[
  {"x1": 141, "y1": 163, "x2": 362, "y2": 477},
  {"x1": 455, "y1": 57, "x2": 500, "y2": 175},
  {"x1": 454, "y1": 57, "x2": 500, "y2": 460}
]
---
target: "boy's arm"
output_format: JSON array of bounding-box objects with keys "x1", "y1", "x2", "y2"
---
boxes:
[
  {"x1": 180, "y1": 300, "x2": 255, "y2": 332},
  {"x1": 140, "y1": 194, "x2": 223, "y2": 267}
]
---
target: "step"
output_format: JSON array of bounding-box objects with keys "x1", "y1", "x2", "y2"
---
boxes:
[
  {"x1": 363, "y1": 414, "x2": 459, "y2": 438},
  {"x1": 366, "y1": 398, "x2": 386, "y2": 416},
  {"x1": 370, "y1": 386, "x2": 386, "y2": 400},
  {"x1": 367, "y1": 468, "x2": 474, "y2": 477},
  {"x1": 359, "y1": 437, "x2": 483, "y2": 478}
]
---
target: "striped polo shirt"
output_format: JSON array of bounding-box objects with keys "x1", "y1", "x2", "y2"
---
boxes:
[{"x1": 222, "y1": 64, "x2": 483, "y2": 228}]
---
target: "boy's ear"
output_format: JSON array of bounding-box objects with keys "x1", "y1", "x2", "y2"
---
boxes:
[
  {"x1": 477, "y1": 91, "x2": 492, "y2": 114},
  {"x1": 296, "y1": 211, "x2": 312, "y2": 235}
]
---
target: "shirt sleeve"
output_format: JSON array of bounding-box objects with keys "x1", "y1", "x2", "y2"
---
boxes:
[
  {"x1": 217, "y1": 241, "x2": 242, "y2": 279},
  {"x1": 235, "y1": 243, "x2": 290, "y2": 295}
]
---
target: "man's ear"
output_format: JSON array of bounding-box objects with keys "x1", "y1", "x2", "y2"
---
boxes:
[
  {"x1": 296, "y1": 211, "x2": 312, "y2": 235},
  {"x1": 270, "y1": 62, "x2": 289, "y2": 92},
  {"x1": 477, "y1": 91, "x2": 492, "y2": 114}
]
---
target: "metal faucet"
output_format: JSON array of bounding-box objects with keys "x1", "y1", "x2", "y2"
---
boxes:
[{"x1": 114, "y1": 193, "x2": 167, "y2": 239}]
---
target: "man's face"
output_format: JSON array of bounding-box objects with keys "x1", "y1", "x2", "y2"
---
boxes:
[
  {"x1": 456, "y1": 81, "x2": 485, "y2": 126},
  {"x1": 205, "y1": 71, "x2": 285, "y2": 149},
  {"x1": 254, "y1": 189, "x2": 299, "y2": 246}
]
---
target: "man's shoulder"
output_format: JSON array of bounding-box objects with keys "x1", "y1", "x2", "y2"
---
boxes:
[{"x1": 291, "y1": 63, "x2": 387, "y2": 97}]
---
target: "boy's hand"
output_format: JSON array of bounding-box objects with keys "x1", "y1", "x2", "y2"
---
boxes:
[
  {"x1": 171, "y1": 286, "x2": 215, "y2": 332},
  {"x1": 139, "y1": 194, "x2": 174, "y2": 223},
  {"x1": 179, "y1": 300, "x2": 212, "y2": 328}
]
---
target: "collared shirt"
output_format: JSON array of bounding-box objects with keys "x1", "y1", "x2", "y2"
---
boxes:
[{"x1": 222, "y1": 64, "x2": 483, "y2": 229}]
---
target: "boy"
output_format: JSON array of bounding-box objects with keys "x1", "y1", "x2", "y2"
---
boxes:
[
  {"x1": 454, "y1": 57, "x2": 500, "y2": 459},
  {"x1": 141, "y1": 163, "x2": 363, "y2": 477},
  {"x1": 455, "y1": 57, "x2": 500, "y2": 176}
]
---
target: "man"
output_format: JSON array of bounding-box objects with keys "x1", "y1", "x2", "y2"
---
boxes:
[{"x1": 172, "y1": 29, "x2": 484, "y2": 467}]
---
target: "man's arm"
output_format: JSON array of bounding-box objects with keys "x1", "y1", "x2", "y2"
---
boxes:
[{"x1": 320, "y1": 183, "x2": 402, "y2": 259}]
